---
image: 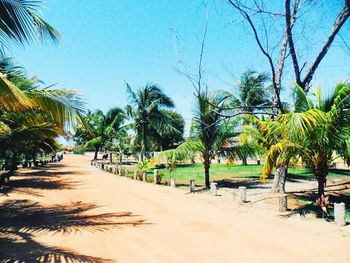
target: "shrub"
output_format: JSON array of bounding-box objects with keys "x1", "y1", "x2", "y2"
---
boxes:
[{"x1": 137, "y1": 161, "x2": 148, "y2": 173}]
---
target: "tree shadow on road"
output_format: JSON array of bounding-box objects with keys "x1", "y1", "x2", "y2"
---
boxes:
[
  {"x1": 0, "y1": 199, "x2": 147, "y2": 262},
  {"x1": 215, "y1": 178, "x2": 270, "y2": 190},
  {"x1": 0, "y1": 164, "x2": 84, "y2": 197},
  {"x1": 0, "y1": 176, "x2": 82, "y2": 197}
]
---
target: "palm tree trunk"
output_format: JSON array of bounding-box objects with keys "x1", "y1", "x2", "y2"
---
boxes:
[
  {"x1": 242, "y1": 157, "x2": 247, "y2": 166},
  {"x1": 109, "y1": 152, "x2": 113, "y2": 164},
  {"x1": 94, "y1": 146, "x2": 99, "y2": 160},
  {"x1": 317, "y1": 176, "x2": 326, "y2": 197},
  {"x1": 271, "y1": 164, "x2": 288, "y2": 193},
  {"x1": 315, "y1": 166, "x2": 328, "y2": 197},
  {"x1": 141, "y1": 123, "x2": 147, "y2": 162},
  {"x1": 8, "y1": 151, "x2": 18, "y2": 176},
  {"x1": 204, "y1": 158, "x2": 210, "y2": 189}
]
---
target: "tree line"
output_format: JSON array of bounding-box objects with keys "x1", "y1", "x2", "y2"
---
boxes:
[{"x1": 0, "y1": 1, "x2": 84, "y2": 183}]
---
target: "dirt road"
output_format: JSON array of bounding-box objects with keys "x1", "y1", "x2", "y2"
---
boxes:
[{"x1": 1, "y1": 154, "x2": 349, "y2": 263}]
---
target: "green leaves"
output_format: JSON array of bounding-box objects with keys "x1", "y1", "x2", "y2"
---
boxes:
[
  {"x1": 0, "y1": 0, "x2": 61, "y2": 49},
  {"x1": 77, "y1": 107, "x2": 127, "y2": 152},
  {"x1": 0, "y1": 72, "x2": 34, "y2": 111},
  {"x1": 126, "y1": 83, "x2": 178, "y2": 156},
  {"x1": 262, "y1": 83, "x2": 350, "y2": 184}
]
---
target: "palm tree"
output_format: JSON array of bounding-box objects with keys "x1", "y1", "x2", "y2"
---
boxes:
[
  {"x1": 231, "y1": 70, "x2": 271, "y2": 113},
  {"x1": 262, "y1": 83, "x2": 350, "y2": 196},
  {"x1": 125, "y1": 83, "x2": 176, "y2": 161},
  {"x1": 159, "y1": 91, "x2": 237, "y2": 188},
  {"x1": 0, "y1": 61, "x2": 85, "y2": 173},
  {"x1": 192, "y1": 91, "x2": 240, "y2": 188},
  {"x1": 0, "y1": 88, "x2": 84, "y2": 172},
  {"x1": 83, "y1": 108, "x2": 127, "y2": 161},
  {"x1": 230, "y1": 70, "x2": 271, "y2": 165},
  {"x1": 152, "y1": 109, "x2": 185, "y2": 151}
]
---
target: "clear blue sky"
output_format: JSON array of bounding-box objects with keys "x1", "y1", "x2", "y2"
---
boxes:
[{"x1": 11, "y1": 0, "x2": 350, "y2": 132}]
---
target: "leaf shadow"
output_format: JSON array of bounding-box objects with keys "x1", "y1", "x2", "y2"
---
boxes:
[{"x1": 0, "y1": 199, "x2": 148, "y2": 262}]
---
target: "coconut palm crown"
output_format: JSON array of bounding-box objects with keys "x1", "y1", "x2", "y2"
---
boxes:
[
  {"x1": 262, "y1": 83, "x2": 350, "y2": 196},
  {"x1": 125, "y1": 83, "x2": 176, "y2": 161}
]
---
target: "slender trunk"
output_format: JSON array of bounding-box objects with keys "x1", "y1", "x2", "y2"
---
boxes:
[
  {"x1": 271, "y1": 164, "x2": 288, "y2": 193},
  {"x1": 242, "y1": 157, "x2": 247, "y2": 166},
  {"x1": 94, "y1": 146, "x2": 99, "y2": 160},
  {"x1": 315, "y1": 165, "x2": 328, "y2": 197},
  {"x1": 141, "y1": 122, "x2": 146, "y2": 163},
  {"x1": 8, "y1": 151, "x2": 18, "y2": 176},
  {"x1": 109, "y1": 152, "x2": 113, "y2": 164},
  {"x1": 204, "y1": 157, "x2": 210, "y2": 189},
  {"x1": 317, "y1": 176, "x2": 326, "y2": 197}
]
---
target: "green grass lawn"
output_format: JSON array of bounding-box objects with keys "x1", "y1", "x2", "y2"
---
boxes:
[
  {"x1": 128, "y1": 163, "x2": 350, "y2": 187},
  {"x1": 125, "y1": 162, "x2": 350, "y2": 218}
]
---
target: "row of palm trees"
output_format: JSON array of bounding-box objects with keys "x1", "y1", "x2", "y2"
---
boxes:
[
  {"x1": 75, "y1": 84, "x2": 185, "y2": 163},
  {"x1": 108, "y1": 76, "x2": 350, "y2": 197},
  {"x1": 76, "y1": 71, "x2": 272, "y2": 189},
  {"x1": 0, "y1": 1, "x2": 84, "y2": 176}
]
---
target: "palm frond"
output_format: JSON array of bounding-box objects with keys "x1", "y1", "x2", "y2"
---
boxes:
[
  {"x1": 24, "y1": 87, "x2": 86, "y2": 132},
  {"x1": 0, "y1": 72, "x2": 33, "y2": 111},
  {"x1": 0, "y1": 0, "x2": 61, "y2": 48}
]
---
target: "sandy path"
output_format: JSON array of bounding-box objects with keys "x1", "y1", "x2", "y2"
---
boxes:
[{"x1": 1, "y1": 154, "x2": 349, "y2": 263}]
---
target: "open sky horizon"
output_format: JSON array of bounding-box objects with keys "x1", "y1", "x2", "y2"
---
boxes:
[{"x1": 10, "y1": 0, "x2": 350, "y2": 136}]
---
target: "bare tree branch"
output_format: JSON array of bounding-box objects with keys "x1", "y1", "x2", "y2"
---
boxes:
[
  {"x1": 227, "y1": 0, "x2": 284, "y2": 113},
  {"x1": 239, "y1": 1, "x2": 285, "y2": 17},
  {"x1": 197, "y1": 21, "x2": 208, "y2": 95},
  {"x1": 285, "y1": 0, "x2": 302, "y2": 87},
  {"x1": 339, "y1": 33, "x2": 350, "y2": 54},
  {"x1": 302, "y1": 0, "x2": 350, "y2": 92}
]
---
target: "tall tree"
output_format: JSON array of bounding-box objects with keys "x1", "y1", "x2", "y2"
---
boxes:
[
  {"x1": 0, "y1": 70, "x2": 85, "y2": 172},
  {"x1": 82, "y1": 108, "x2": 126, "y2": 161},
  {"x1": 125, "y1": 83, "x2": 176, "y2": 161},
  {"x1": 230, "y1": 70, "x2": 271, "y2": 164},
  {"x1": 170, "y1": 91, "x2": 236, "y2": 188},
  {"x1": 231, "y1": 70, "x2": 271, "y2": 114}
]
